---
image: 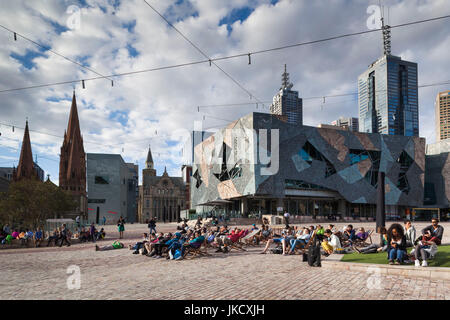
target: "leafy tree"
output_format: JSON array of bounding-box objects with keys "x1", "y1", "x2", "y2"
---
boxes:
[{"x1": 0, "y1": 178, "x2": 76, "y2": 229}]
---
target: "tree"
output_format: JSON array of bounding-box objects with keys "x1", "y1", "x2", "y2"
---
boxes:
[{"x1": 0, "y1": 178, "x2": 76, "y2": 229}]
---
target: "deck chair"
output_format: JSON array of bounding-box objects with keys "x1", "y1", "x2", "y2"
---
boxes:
[
  {"x1": 228, "y1": 234, "x2": 247, "y2": 252},
  {"x1": 353, "y1": 230, "x2": 374, "y2": 247},
  {"x1": 295, "y1": 230, "x2": 317, "y2": 255},
  {"x1": 183, "y1": 240, "x2": 211, "y2": 259},
  {"x1": 241, "y1": 229, "x2": 261, "y2": 247}
]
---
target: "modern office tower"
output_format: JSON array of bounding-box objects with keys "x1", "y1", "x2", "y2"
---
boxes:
[
  {"x1": 331, "y1": 117, "x2": 359, "y2": 132},
  {"x1": 270, "y1": 64, "x2": 303, "y2": 126},
  {"x1": 358, "y1": 55, "x2": 418, "y2": 136},
  {"x1": 435, "y1": 90, "x2": 450, "y2": 141},
  {"x1": 358, "y1": 18, "x2": 419, "y2": 136}
]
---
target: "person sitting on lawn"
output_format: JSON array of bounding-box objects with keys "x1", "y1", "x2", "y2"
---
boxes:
[
  {"x1": 327, "y1": 224, "x2": 337, "y2": 234},
  {"x1": 34, "y1": 228, "x2": 43, "y2": 247},
  {"x1": 387, "y1": 223, "x2": 407, "y2": 265},
  {"x1": 321, "y1": 229, "x2": 342, "y2": 255},
  {"x1": 420, "y1": 218, "x2": 444, "y2": 245},
  {"x1": 413, "y1": 231, "x2": 438, "y2": 267},
  {"x1": 404, "y1": 220, "x2": 416, "y2": 247},
  {"x1": 95, "y1": 240, "x2": 124, "y2": 251},
  {"x1": 356, "y1": 227, "x2": 368, "y2": 241},
  {"x1": 343, "y1": 225, "x2": 357, "y2": 243}
]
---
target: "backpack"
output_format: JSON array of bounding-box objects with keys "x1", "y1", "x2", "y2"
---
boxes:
[
  {"x1": 271, "y1": 246, "x2": 283, "y2": 254},
  {"x1": 307, "y1": 240, "x2": 321, "y2": 267}
]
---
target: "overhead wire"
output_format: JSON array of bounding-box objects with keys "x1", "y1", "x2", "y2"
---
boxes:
[
  {"x1": 0, "y1": 24, "x2": 114, "y2": 84},
  {"x1": 0, "y1": 14, "x2": 447, "y2": 93}
]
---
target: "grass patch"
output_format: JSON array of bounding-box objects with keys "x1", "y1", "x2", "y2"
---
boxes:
[{"x1": 341, "y1": 245, "x2": 450, "y2": 268}]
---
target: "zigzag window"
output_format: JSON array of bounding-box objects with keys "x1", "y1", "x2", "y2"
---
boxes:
[
  {"x1": 299, "y1": 141, "x2": 336, "y2": 178},
  {"x1": 285, "y1": 179, "x2": 330, "y2": 191},
  {"x1": 193, "y1": 170, "x2": 203, "y2": 188},
  {"x1": 396, "y1": 150, "x2": 414, "y2": 194}
]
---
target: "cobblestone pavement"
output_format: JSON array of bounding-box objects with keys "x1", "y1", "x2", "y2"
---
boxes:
[{"x1": 1, "y1": 231, "x2": 449, "y2": 300}]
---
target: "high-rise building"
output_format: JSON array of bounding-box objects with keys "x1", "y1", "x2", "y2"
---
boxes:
[
  {"x1": 435, "y1": 90, "x2": 450, "y2": 141},
  {"x1": 270, "y1": 64, "x2": 303, "y2": 126},
  {"x1": 358, "y1": 20, "x2": 418, "y2": 137},
  {"x1": 358, "y1": 55, "x2": 418, "y2": 136},
  {"x1": 59, "y1": 92, "x2": 87, "y2": 218},
  {"x1": 331, "y1": 117, "x2": 359, "y2": 132}
]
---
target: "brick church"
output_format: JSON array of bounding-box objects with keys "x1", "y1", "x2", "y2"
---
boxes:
[{"x1": 59, "y1": 92, "x2": 87, "y2": 219}]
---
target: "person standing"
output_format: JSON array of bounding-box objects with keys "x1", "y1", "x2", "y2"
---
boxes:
[
  {"x1": 148, "y1": 217, "x2": 156, "y2": 235},
  {"x1": 117, "y1": 217, "x2": 125, "y2": 239},
  {"x1": 102, "y1": 216, "x2": 106, "y2": 226},
  {"x1": 75, "y1": 215, "x2": 80, "y2": 228},
  {"x1": 90, "y1": 223, "x2": 96, "y2": 243},
  {"x1": 3, "y1": 224, "x2": 10, "y2": 235},
  {"x1": 283, "y1": 211, "x2": 290, "y2": 228}
]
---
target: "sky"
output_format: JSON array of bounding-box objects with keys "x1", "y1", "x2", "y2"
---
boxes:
[{"x1": 0, "y1": 0, "x2": 449, "y2": 185}]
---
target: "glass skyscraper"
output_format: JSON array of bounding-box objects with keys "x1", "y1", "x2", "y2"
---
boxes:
[
  {"x1": 270, "y1": 65, "x2": 303, "y2": 126},
  {"x1": 358, "y1": 55, "x2": 418, "y2": 136}
]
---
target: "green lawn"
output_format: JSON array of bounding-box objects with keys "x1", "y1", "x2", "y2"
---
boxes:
[{"x1": 341, "y1": 245, "x2": 450, "y2": 268}]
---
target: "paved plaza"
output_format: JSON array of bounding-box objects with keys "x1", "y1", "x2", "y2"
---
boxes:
[{"x1": 0, "y1": 222, "x2": 449, "y2": 300}]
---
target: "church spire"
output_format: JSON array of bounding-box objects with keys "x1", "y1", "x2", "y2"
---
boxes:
[
  {"x1": 146, "y1": 145, "x2": 154, "y2": 169},
  {"x1": 59, "y1": 91, "x2": 86, "y2": 197},
  {"x1": 14, "y1": 120, "x2": 35, "y2": 181},
  {"x1": 66, "y1": 91, "x2": 82, "y2": 144}
]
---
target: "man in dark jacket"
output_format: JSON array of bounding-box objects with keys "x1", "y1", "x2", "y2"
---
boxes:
[{"x1": 421, "y1": 218, "x2": 444, "y2": 245}]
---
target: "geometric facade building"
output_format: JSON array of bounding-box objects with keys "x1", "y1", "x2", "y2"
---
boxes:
[
  {"x1": 422, "y1": 140, "x2": 450, "y2": 220},
  {"x1": 435, "y1": 90, "x2": 450, "y2": 141},
  {"x1": 59, "y1": 92, "x2": 87, "y2": 219},
  {"x1": 358, "y1": 55, "x2": 419, "y2": 137},
  {"x1": 270, "y1": 64, "x2": 303, "y2": 126},
  {"x1": 191, "y1": 112, "x2": 426, "y2": 220}
]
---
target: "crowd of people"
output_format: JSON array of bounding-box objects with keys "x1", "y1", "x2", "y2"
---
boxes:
[
  {"x1": 95, "y1": 217, "x2": 445, "y2": 267},
  {"x1": 0, "y1": 222, "x2": 107, "y2": 248},
  {"x1": 2, "y1": 215, "x2": 445, "y2": 268}
]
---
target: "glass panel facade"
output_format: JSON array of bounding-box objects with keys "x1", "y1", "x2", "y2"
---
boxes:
[{"x1": 358, "y1": 55, "x2": 418, "y2": 136}]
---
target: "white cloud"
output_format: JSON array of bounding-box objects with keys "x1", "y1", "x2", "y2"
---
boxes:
[{"x1": 0, "y1": 0, "x2": 448, "y2": 184}]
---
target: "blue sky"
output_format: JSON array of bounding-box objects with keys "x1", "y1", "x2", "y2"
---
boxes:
[{"x1": 0, "y1": 0, "x2": 449, "y2": 185}]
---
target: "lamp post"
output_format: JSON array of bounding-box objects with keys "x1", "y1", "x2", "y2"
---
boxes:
[{"x1": 376, "y1": 171, "x2": 386, "y2": 246}]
